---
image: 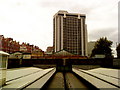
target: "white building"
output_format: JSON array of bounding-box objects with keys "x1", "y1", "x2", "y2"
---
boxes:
[{"x1": 53, "y1": 10, "x2": 88, "y2": 56}]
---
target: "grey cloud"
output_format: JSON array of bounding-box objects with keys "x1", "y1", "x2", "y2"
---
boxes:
[
  {"x1": 68, "y1": 4, "x2": 96, "y2": 14},
  {"x1": 39, "y1": 0, "x2": 110, "y2": 18},
  {"x1": 40, "y1": 1, "x2": 98, "y2": 14},
  {"x1": 39, "y1": 0, "x2": 74, "y2": 8},
  {"x1": 88, "y1": 27, "x2": 118, "y2": 43}
]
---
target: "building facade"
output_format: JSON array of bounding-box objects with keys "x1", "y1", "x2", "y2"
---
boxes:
[
  {"x1": 20, "y1": 42, "x2": 42, "y2": 53},
  {"x1": 87, "y1": 41, "x2": 96, "y2": 57},
  {"x1": 0, "y1": 35, "x2": 20, "y2": 53},
  {"x1": 0, "y1": 35, "x2": 43, "y2": 54},
  {"x1": 53, "y1": 10, "x2": 88, "y2": 56},
  {"x1": 45, "y1": 46, "x2": 53, "y2": 55}
]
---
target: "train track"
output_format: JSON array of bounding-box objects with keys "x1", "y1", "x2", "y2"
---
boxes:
[
  {"x1": 42, "y1": 72, "x2": 65, "y2": 89},
  {"x1": 42, "y1": 72, "x2": 97, "y2": 90}
]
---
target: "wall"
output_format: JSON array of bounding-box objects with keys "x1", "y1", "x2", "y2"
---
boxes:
[{"x1": 7, "y1": 58, "x2": 114, "y2": 68}]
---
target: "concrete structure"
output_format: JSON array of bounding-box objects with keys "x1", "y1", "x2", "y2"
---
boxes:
[
  {"x1": 113, "y1": 59, "x2": 120, "y2": 68},
  {"x1": 73, "y1": 68, "x2": 120, "y2": 89},
  {"x1": 87, "y1": 41, "x2": 96, "y2": 57},
  {"x1": 53, "y1": 10, "x2": 88, "y2": 56},
  {"x1": 2, "y1": 66, "x2": 119, "y2": 89},
  {"x1": 45, "y1": 46, "x2": 53, "y2": 55},
  {"x1": 0, "y1": 51, "x2": 9, "y2": 86},
  {"x1": 2, "y1": 67, "x2": 56, "y2": 89},
  {"x1": 94, "y1": 54, "x2": 105, "y2": 58}
]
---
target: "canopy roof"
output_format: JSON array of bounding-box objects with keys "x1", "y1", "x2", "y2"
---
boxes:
[
  {"x1": 13, "y1": 52, "x2": 22, "y2": 55},
  {"x1": 53, "y1": 50, "x2": 73, "y2": 56},
  {"x1": 0, "y1": 51, "x2": 9, "y2": 55}
]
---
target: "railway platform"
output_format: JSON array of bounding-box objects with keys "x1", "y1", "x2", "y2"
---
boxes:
[
  {"x1": 1, "y1": 66, "x2": 119, "y2": 89},
  {"x1": 73, "y1": 68, "x2": 120, "y2": 89},
  {"x1": 1, "y1": 67, "x2": 56, "y2": 89}
]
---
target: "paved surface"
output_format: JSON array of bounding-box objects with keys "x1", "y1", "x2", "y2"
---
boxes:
[
  {"x1": 73, "y1": 68, "x2": 120, "y2": 89},
  {"x1": 73, "y1": 68, "x2": 118, "y2": 88},
  {"x1": 2, "y1": 67, "x2": 55, "y2": 89},
  {"x1": 88, "y1": 68, "x2": 120, "y2": 79},
  {"x1": 80, "y1": 69, "x2": 119, "y2": 87},
  {"x1": 24, "y1": 68, "x2": 56, "y2": 89},
  {"x1": 6, "y1": 67, "x2": 43, "y2": 81},
  {"x1": 72, "y1": 65, "x2": 101, "y2": 70}
]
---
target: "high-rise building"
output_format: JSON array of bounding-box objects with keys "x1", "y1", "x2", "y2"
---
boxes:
[{"x1": 53, "y1": 10, "x2": 88, "y2": 56}]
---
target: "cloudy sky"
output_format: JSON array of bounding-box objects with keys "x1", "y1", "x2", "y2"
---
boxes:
[{"x1": 0, "y1": 0, "x2": 119, "y2": 53}]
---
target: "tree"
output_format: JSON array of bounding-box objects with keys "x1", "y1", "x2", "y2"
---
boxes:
[
  {"x1": 116, "y1": 43, "x2": 120, "y2": 58},
  {"x1": 91, "y1": 37, "x2": 113, "y2": 58}
]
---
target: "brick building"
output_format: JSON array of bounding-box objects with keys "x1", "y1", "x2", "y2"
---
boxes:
[
  {"x1": 0, "y1": 35, "x2": 20, "y2": 53},
  {"x1": 20, "y1": 43, "x2": 42, "y2": 53},
  {"x1": 0, "y1": 35, "x2": 43, "y2": 54}
]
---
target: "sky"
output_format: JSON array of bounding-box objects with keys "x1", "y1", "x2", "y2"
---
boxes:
[{"x1": 0, "y1": 0, "x2": 119, "y2": 55}]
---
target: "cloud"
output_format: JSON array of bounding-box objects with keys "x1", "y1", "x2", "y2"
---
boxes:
[
  {"x1": 0, "y1": 0, "x2": 119, "y2": 51},
  {"x1": 88, "y1": 27, "x2": 118, "y2": 45},
  {"x1": 40, "y1": 0, "x2": 75, "y2": 7}
]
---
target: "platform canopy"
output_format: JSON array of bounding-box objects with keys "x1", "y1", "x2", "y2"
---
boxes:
[
  {"x1": 53, "y1": 50, "x2": 74, "y2": 56},
  {"x1": 13, "y1": 52, "x2": 22, "y2": 55},
  {"x1": 35, "y1": 50, "x2": 87, "y2": 59},
  {"x1": 0, "y1": 51, "x2": 9, "y2": 55}
]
